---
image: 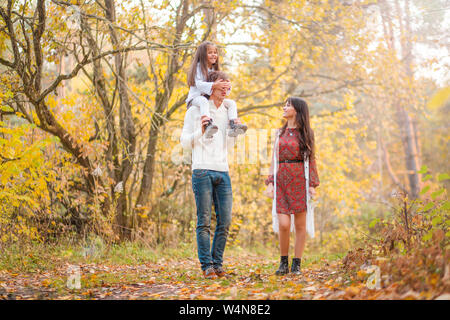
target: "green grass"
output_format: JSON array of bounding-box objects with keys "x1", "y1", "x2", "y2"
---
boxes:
[
  {"x1": 0, "y1": 239, "x2": 161, "y2": 272},
  {"x1": 0, "y1": 236, "x2": 347, "y2": 273}
]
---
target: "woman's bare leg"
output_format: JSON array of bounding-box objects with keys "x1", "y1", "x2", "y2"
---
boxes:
[
  {"x1": 293, "y1": 212, "x2": 307, "y2": 258},
  {"x1": 278, "y1": 214, "x2": 291, "y2": 256}
]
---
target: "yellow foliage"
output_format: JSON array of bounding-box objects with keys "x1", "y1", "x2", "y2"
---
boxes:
[{"x1": 427, "y1": 87, "x2": 450, "y2": 111}]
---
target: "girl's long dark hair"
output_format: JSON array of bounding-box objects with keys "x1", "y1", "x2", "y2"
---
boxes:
[
  {"x1": 187, "y1": 41, "x2": 220, "y2": 87},
  {"x1": 279, "y1": 97, "x2": 315, "y2": 159}
]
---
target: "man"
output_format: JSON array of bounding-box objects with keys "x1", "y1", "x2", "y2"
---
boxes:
[{"x1": 180, "y1": 71, "x2": 245, "y2": 279}]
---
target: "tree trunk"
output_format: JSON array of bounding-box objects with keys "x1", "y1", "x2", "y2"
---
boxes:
[
  {"x1": 378, "y1": 0, "x2": 421, "y2": 198},
  {"x1": 105, "y1": 0, "x2": 137, "y2": 239},
  {"x1": 397, "y1": 0, "x2": 420, "y2": 198},
  {"x1": 135, "y1": 94, "x2": 168, "y2": 211},
  {"x1": 135, "y1": 0, "x2": 190, "y2": 212},
  {"x1": 400, "y1": 108, "x2": 420, "y2": 198}
]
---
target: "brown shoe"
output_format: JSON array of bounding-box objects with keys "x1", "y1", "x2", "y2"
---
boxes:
[
  {"x1": 214, "y1": 266, "x2": 226, "y2": 277},
  {"x1": 203, "y1": 267, "x2": 218, "y2": 279}
]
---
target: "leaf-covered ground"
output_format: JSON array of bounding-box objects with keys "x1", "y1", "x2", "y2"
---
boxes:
[{"x1": 1, "y1": 252, "x2": 448, "y2": 300}]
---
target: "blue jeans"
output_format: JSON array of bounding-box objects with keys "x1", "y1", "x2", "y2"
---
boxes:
[{"x1": 192, "y1": 169, "x2": 233, "y2": 271}]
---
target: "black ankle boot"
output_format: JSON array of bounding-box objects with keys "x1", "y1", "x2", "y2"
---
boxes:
[
  {"x1": 275, "y1": 256, "x2": 289, "y2": 276},
  {"x1": 291, "y1": 258, "x2": 302, "y2": 275}
]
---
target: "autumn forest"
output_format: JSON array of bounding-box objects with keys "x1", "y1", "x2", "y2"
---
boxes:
[{"x1": 0, "y1": 0, "x2": 449, "y2": 301}]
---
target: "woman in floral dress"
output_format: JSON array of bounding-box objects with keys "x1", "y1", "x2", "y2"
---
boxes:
[{"x1": 265, "y1": 97, "x2": 320, "y2": 275}]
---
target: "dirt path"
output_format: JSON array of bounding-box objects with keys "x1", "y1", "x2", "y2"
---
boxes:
[{"x1": 0, "y1": 254, "x2": 443, "y2": 300}]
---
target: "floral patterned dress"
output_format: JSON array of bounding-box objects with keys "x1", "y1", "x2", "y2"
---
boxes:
[{"x1": 265, "y1": 128, "x2": 320, "y2": 215}]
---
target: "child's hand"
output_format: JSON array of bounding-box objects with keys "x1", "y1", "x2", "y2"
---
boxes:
[{"x1": 213, "y1": 79, "x2": 230, "y2": 91}]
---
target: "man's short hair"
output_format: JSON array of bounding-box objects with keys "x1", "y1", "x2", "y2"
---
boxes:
[{"x1": 207, "y1": 71, "x2": 229, "y2": 82}]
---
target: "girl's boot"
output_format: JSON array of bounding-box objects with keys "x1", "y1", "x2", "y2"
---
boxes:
[
  {"x1": 275, "y1": 256, "x2": 289, "y2": 276},
  {"x1": 291, "y1": 257, "x2": 302, "y2": 275}
]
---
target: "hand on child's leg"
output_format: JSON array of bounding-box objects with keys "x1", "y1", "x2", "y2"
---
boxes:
[
  {"x1": 201, "y1": 116, "x2": 211, "y2": 134},
  {"x1": 200, "y1": 116, "x2": 218, "y2": 138}
]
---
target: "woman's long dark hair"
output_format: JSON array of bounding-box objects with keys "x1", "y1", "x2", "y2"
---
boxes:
[
  {"x1": 279, "y1": 96, "x2": 315, "y2": 159},
  {"x1": 187, "y1": 41, "x2": 220, "y2": 87}
]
